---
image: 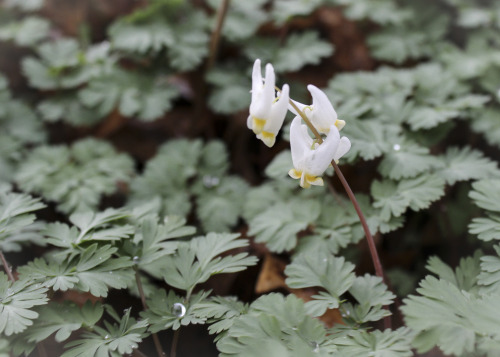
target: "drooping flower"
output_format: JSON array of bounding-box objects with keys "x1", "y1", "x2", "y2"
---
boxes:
[
  {"x1": 288, "y1": 116, "x2": 351, "y2": 188},
  {"x1": 290, "y1": 84, "x2": 345, "y2": 134},
  {"x1": 247, "y1": 59, "x2": 289, "y2": 147}
]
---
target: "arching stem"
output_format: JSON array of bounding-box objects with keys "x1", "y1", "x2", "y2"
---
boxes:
[{"x1": 280, "y1": 88, "x2": 391, "y2": 327}]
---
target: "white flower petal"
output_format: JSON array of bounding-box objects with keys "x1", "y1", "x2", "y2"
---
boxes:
[
  {"x1": 334, "y1": 137, "x2": 351, "y2": 161},
  {"x1": 306, "y1": 125, "x2": 340, "y2": 175},
  {"x1": 264, "y1": 84, "x2": 289, "y2": 134},
  {"x1": 289, "y1": 116, "x2": 310, "y2": 169},
  {"x1": 251, "y1": 59, "x2": 263, "y2": 100},
  {"x1": 308, "y1": 84, "x2": 338, "y2": 134}
]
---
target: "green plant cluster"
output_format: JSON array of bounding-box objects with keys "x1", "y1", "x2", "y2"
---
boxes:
[{"x1": 1, "y1": 0, "x2": 500, "y2": 356}]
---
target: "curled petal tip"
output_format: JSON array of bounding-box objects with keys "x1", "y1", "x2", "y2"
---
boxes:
[{"x1": 335, "y1": 119, "x2": 346, "y2": 131}]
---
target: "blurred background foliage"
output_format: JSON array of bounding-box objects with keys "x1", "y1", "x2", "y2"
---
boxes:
[{"x1": 2, "y1": 0, "x2": 500, "y2": 356}]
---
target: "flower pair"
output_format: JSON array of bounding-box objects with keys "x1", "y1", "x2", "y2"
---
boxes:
[{"x1": 248, "y1": 59, "x2": 351, "y2": 188}]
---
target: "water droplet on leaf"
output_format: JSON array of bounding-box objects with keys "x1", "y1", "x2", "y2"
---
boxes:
[
  {"x1": 203, "y1": 175, "x2": 220, "y2": 188},
  {"x1": 104, "y1": 334, "x2": 110, "y2": 340},
  {"x1": 133, "y1": 256, "x2": 140, "y2": 264},
  {"x1": 312, "y1": 342, "x2": 319, "y2": 353},
  {"x1": 172, "y1": 302, "x2": 186, "y2": 317},
  {"x1": 393, "y1": 144, "x2": 401, "y2": 151}
]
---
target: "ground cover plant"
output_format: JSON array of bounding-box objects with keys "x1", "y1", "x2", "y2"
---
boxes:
[{"x1": 1, "y1": 0, "x2": 500, "y2": 356}]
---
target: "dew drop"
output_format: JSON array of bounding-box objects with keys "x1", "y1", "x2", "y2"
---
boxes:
[
  {"x1": 132, "y1": 256, "x2": 140, "y2": 264},
  {"x1": 104, "y1": 334, "x2": 110, "y2": 340},
  {"x1": 203, "y1": 175, "x2": 220, "y2": 188},
  {"x1": 393, "y1": 144, "x2": 401, "y2": 151},
  {"x1": 322, "y1": 258, "x2": 327, "y2": 263},
  {"x1": 172, "y1": 302, "x2": 186, "y2": 317},
  {"x1": 312, "y1": 342, "x2": 319, "y2": 353}
]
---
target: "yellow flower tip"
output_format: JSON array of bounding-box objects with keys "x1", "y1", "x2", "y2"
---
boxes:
[
  {"x1": 288, "y1": 168, "x2": 302, "y2": 179},
  {"x1": 258, "y1": 131, "x2": 276, "y2": 147},
  {"x1": 298, "y1": 173, "x2": 323, "y2": 189},
  {"x1": 335, "y1": 119, "x2": 346, "y2": 131},
  {"x1": 252, "y1": 117, "x2": 266, "y2": 134},
  {"x1": 305, "y1": 174, "x2": 324, "y2": 187}
]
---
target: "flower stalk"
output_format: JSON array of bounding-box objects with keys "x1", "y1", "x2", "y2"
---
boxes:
[{"x1": 288, "y1": 93, "x2": 391, "y2": 328}]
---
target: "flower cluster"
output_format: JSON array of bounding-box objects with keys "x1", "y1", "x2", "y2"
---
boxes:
[{"x1": 248, "y1": 59, "x2": 351, "y2": 188}]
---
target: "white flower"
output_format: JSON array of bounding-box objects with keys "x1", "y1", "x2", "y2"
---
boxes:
[
  {"x1": 288, "y1": 116, "x2": 351, "y2": 188},
  {"x1": 290, "y1": 84, "x2": 345, "y2": 134},
  {"x1": 247, "y1": 59, "x2": 289, "y2": 147}
]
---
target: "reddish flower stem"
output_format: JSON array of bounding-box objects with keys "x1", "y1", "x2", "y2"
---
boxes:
[{"x1": 287, "y1": 96, "x2": 391, "y2": 328}]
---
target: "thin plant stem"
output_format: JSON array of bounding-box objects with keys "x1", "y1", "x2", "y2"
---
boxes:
[
  {"x1": 281, "y1": 89, "x2": 391, "y2": 327},
  {"x1": 170, "y1": 330, "x2": 180, "y2": 357},
  {"x1": 206, "y1": 0, "x2": 231, "y2": 71},
  {"x1": 170, "y1": 288, "x2": 192, "y2": 357},
  {"x1": 330, "y1": 161, "x2": 385, "y2": 280},
  {"x1": 0, "y1": 250, "x2": 14, "y2": 282},
  {"x1": 284, "y1": 92, "x2": 386, "y2": 280},
  {"x1": 134, "y1": 270, "x2": 166, "y2": 357}
]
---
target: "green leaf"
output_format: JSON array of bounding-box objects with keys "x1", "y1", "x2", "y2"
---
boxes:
[
  {"x1": 478, "y1": 245, "x2": 500, "y2": 294},
  {"x1": 426, "y1": 253, "x2": 481, "y2": 293},
  {"x1": 4, "y1": 0, "x2": 43, "y2": 11},
  {"x1": 196, "y1": 176, "x2": 249, "y2": 232},
  {"x1": 37, "y1": 95, "x2": 101, "y2": 126},
  {"x1": 245, "y1": 31, "x2": 333, "y2": 73},
  {"x1": 471, "y1": 108, "x2": 500, "y2": 149},
  {"x1": 437, "y1": 146, "x2": 500, "y2": 185},
  {"x1": 264, "y1": 150, "x2": 294, "y2": 180},
  {"x1": 469, "y1": 179, "x2": 500, "y2": 212},
  {"x1": 208, "y1": 0, "x2": 267, "y2": 41},
  {"x1": 0, "y1": 273, "x2": 48, "y2": 336},
  {"x1": 342, "y1": 119, "x2": 399, "y2": 161},
  {"x1": 62, "y1": 307, "x2": 148, "y2": 357},
  {"x1": 206, "y1": 66, "x2": 251, "y2": 114},
  {"x1": 337, "y1": 0, "x2": 411, "y2": 25},
  {"x1": 285, "y1": 252, "x2": 356, "y2": 316},
  {"x1": 192, "y1": 296, "x2": 248, "y2": 335},
  {"x1": 469, "y1": 214, "x2": 500, "y2": 241},
  {"x1": 372, "y1": 175, "x2": 446, "y2": 221},
  {"x1": 133, "y1": 215, "x2": 194, "y2": 268},
  {"x1": 162, "y1": 233, "x2": 257, "y2": 291},
  {"x1": 271, "y1": 0, "x2": 323, "y2": 24},
  {"x1": 109, "y1": 19, "x2": 175, "y2": 54},
  {"x1": 332, "y1": 327, "x2": 414, "y2": 357},
  {"x1": 217, "y1": 294, "x2": 328, "y2": 356},
  {"x1": 248, "y1": 200, "x2": 321, "y2": 253},
  {"x1": 401, "y1": 273, "x2": 480, "y2": 355},
  {"x1": 0, "y1": 191, "x2": 45, "y2": 251},
  {"x1": 24, "y1": 301, "x2": 103, "y2": 343},
  {"x1": 18, "y1": 244, "x2": 134, "y2": 297},
  {"x1": 0, "y1": 17, "x2": 50, "y2": 46},
  {"x1": 79, "y1": 68, "x2": 179, "y2": 121},
  {"x1": 16, "y1": 139, "x2": 134, "y2": 214},
  {"x1": 378, "y1": 142, "x2": 443, "y2": 180},
  {"x1": 345, "y1": 274, "x2": 395, "y2": 323},
  {"x1": 141, "y1": 289, "x2": 209, "y2": 332}
]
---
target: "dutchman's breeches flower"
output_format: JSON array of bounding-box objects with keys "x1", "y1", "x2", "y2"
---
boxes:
[
  {"x1": 288, "y1": 116, "x2": 351, "y2": 188},
  {"x1": 290, "y1": 84, "x2": 345, "y2": 134},
  {"x1": 247, "y1": 59, "x2": 289, "y2": 147}
]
